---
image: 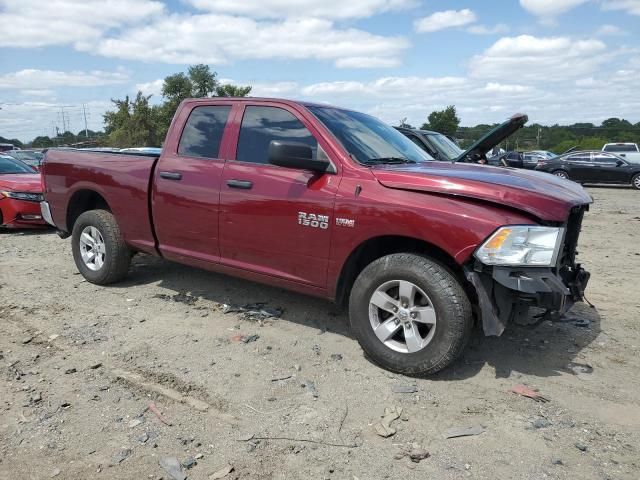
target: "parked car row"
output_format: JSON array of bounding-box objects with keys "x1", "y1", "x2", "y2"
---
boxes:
[{"x1": 535, "y1": 150, "x2": 640, "y2": 189}]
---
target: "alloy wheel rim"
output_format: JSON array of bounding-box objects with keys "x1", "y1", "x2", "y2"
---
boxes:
[
  {"x1": 368, "y1": 279, "x2": 437, "y2": 354},
  {"x1": 555, "y1": 171, "x2": 568, "y2": 178},
  {"x1": 634, "y1": 176, "x2": 640, "y2": 189},
  {"x1": 79, "y1": 226, "x2": 106, "y2": 271}
]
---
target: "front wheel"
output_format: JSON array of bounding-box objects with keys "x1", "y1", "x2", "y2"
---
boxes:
[
  {"x1": 552, "y1": 170, "x2": 569, "y2": 179},
  {"x1": 71, "y1": 209, "x2": 131, "y2": 285},
  {"x1": 348, "y1": 253, "x2": 473, "y2": 375},
  {"x1": 632, "y1": 173, "x2": 640, "y2": 190}
]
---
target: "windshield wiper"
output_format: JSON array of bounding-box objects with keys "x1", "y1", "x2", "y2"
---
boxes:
[{"x1": 362, "y1": 157, "x2": 416, "y2": 165}]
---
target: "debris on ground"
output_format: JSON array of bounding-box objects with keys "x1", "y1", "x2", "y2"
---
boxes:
[
  {"x1": 532, "y1": 418, "x2": 552, "y2": 429},
  {"x1": 159, "y1": 456, "x2": 187, "y2": 480},
  {"x1": 330, "y1": 353, "x2": 343, "y2": 361},
  {"x1": 392, "y1": 385, "x2": 418, "y2": 394},
  {"x1": 575, "y1": 442, "x2": 588, "y2": 452},
  {"x1": 22, "y1": 335, "x2": 34, "y2": 344},
  {"x1": 510, "y1": 385, "x2": 550, "y2": 403},
  {"x1": 231, "y1": 334, "x2": 260, "y2": 343},
  {"x1": 148, "y1": 402, "x2": 172, "y2": 425},
  {"x1": 50, "y1": 468, "x2": 61, "y2": 478},
  {"x1": 312, "y1": 344, "x2": 321, "y2": 355},
  {"x1": 64, "y1": 368, "x2": 77, "y2": 374},
  {"x1": 222, "y1": 302, "x2": 282, "y2": 322},
  {"x1": 128, "y1": 418, "x2": 143, "y2": 428},
  {"x1": 394, "y1": 443, "x2": 430, "y2": 463},
  {"x1": 374, "y1": 406, "x2": 403, "y2": 438},
  {"x1": 443, "y1": 425, "x2": 486, "y2": 439},
  {"x1": 271, "y1": 375, "x2": 293, "y2": 382},
  {"x1": 209, "y1": 463, "x2": 234, "y2": 479},
  {"x1": 89, "y1": 362, "x2": 103, "y2": 370},
  {"x1": 567, "y1": 362, "x2": 593, "y2": 379},
  {"x1": 154, "y1": 292, "x2": 198, "y2": 306},
  {"x1": 302, "y1": 380, "x2": 319, "y2": 398},
  {"x1": 182, "y1": 457, "x2": 197, "y2": 469},
  {"x1": 112, "y1": 448, "x2": 132, "y2": 465}
]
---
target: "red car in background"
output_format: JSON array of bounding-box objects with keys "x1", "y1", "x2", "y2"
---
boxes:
[{"x1": 0, "y1": 154, "x2": 46, "y2": 228}]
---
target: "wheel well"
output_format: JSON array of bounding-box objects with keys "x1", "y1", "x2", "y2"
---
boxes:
[
  {"x1": 66, "y1": 190, "x2": 110, "y2": 232},
  {"x1": 335, "y1": 235, "x2": 466, "y2": 306}
]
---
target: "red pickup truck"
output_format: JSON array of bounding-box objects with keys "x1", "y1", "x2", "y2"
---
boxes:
[{"x1": 40, "y1": 97, "x2": 592, "y2": 374}]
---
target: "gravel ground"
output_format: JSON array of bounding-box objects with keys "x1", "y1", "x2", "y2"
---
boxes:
[{"x1": 1, "y1": 186, "x2": 639, "y2": 480}]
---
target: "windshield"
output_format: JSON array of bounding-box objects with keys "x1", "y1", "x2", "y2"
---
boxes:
[
  {"x1": 0, "y1": 156, "x2": 35, "y2": 174},
  {"x1": 10, "y1": 151, "x2": 44, "y2": 161},
  {"x1": 424, "y1": 132, "x2": 463, "y2": 160},
  {"x1": 307, "y1": 106, "x2": 433, "y2": 165}
]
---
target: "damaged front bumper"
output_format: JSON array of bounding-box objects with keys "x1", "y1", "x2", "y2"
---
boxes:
[{"x1": 465, "y1": 263, "x2": 590, "y2": 336}]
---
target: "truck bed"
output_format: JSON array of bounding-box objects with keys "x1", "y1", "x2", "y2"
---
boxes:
[{"x1": 43, "y1": 149, "x2": 160, "y2": 254}]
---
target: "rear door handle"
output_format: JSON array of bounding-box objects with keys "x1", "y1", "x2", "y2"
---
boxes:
[
  {"x1": 160, "y1": 171, "x2": 182, "y2": 181},
  {"x1": 226, "y1": 179, "x2": 253, "y2": 189}
]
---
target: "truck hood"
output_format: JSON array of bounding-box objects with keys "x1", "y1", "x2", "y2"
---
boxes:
[
  {"x1": 0, "y1": 173, "x2": 42, "y2": 193},
  {"x1": 371, "y1": 162, "x2": 592, "y2": 222},
  {"x1": 457, "y1": 113, "x2": 528, "y2": 162}
]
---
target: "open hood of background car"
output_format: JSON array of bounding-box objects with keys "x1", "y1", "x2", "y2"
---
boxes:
[
  {"x1": 371, "y1": 161, "x2": 592, "y2": 222},
  {"x1": 457, "y1": 114, "x2": 528, "y2": 162}
]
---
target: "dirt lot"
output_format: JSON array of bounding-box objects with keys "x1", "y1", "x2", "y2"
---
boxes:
[{"x1": 1, "y1": 186, "x2": 639, "y2": 480}]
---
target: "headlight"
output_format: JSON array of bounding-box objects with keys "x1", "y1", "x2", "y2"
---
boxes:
[
  {"x1": 475, "y1": 226, "x2": 564, "y2": 267},
  {"x1": 0, "y1": 191, "x2": 44, "y2": 202}
]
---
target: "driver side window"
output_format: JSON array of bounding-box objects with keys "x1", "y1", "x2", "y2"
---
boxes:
[{"x1": 236, "y1": 106, "x2": 318, "y2": 164}]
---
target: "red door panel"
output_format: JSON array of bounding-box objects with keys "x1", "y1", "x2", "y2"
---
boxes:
[{"x1": 219, "y1": 163, "x2": 339, "y2": 286}]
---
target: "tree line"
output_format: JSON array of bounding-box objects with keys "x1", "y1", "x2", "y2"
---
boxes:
[{"x1": 401, "y1": 105, "x2": 640, "y2": 153}]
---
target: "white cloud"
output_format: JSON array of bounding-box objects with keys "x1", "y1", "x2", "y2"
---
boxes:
[
  {"x1": 469, "y1": 35, "x2": 607, "y2": 82},
  {"x1": 519, "y1": 0, "x2": 588, "y2": 19},
  {"x1": 467, "y1": 23, "x2": 510, "y2": 35},
  {"x1": 301, "y1": 76, "x2": 467, "y2": 97},
  {"x1": 187, "y1": 0, "x2": 415, "y2": 19},
  {"x1": 0, "y1": 0, "x2": 164, "y2": 48},
  {"x1": 414, "y1": 9, "x2": 477, "y2": 33},
  {"x1": 596, "y1": 24, "x2": 626, "y2": 35},
  {"x1": 19, "y1": 89, "x2": 56, "y2": 97},
  {"x1": 484, "y1": 82, "x2": 531, "y2": 93},
  {"x1": 135, "y1": 79, "x2": 164, "y2": 96},
  {"x1": 601, "y1": 0, "x2": 640, "y2": 15},
  {"x1": 0, "y1": 69, "x2": 129, "y2": 89},
  {"x1": 86, "y1": 15, "x2": 409, "y2": 68}
]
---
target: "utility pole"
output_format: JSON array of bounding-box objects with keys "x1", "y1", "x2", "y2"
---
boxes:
[
  {"x1": 536, "y1": 128, "x2": 542, "y2": 148},
  {"x1": 82, "y1": 104, "x2": 89, "y2": 137}
]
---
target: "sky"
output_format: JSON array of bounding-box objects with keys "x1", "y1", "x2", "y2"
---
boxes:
[{"x1": 1, "y1": 0, "x2": 639, "y2": 142}]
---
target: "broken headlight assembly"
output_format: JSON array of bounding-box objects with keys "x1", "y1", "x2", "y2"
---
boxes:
[{"x1": 475, "y1": 226, "x2": 564, "y2": 267}]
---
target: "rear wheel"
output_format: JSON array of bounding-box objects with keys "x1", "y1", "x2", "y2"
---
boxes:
[
  {"x1": 71, "y1": 209, "x2": 131, "y2": 284},
  {"x1": 348, "y1": 253, "x2": 473, "y2": 375},
  {"x1": 553, "y1": 170, "x2": 569, "y2": 179},
  {"x1": 632, "y1": 173, "x2": 640, "y2": 190}
]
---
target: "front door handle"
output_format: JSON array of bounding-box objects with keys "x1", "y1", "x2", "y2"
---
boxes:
[
  {"x1": 226, "y1": 179, "x2": 253, "y2": 189},
  {"x1": 159, "y1": 171, "x2": 182, "y2": 181}
]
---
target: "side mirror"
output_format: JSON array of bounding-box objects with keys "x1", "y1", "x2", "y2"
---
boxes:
[
  {"x1": 268, "y1": 141, "x2": 330, "y2": 173},
  {"x1": 616, "y1": 159, "x2": 625, "y2": 166}
]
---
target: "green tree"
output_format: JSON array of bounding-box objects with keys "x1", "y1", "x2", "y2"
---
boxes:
[
  {"x1": 103, "y1": 92, "x2": 160, "y2": 148},
  {"x1": 189, "y1": 64, "x2": 218, "y2": 97},
  {"x1": 421, "y1": 105, "x2": 460, "y2": 137},
  {"x1": 215, "y1": 84, "x2": 252, "y2": 97},
  {"x1": 31, "y1": 136, "x2": 54, "y2": 148}
]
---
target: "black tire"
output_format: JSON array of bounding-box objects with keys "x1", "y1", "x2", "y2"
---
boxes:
[
  {"x1": 348, "y1": 253, "x2": 473, "y2": 375},
  {"x1": 71, "y1": 209, "x2": 131, "y2": 285},
  {"x1": 632, "y1": 173, "x2": 640, "y2": 191},
  {"x1": 552, "y1": 170, "x2": 569, "y2": 179}
]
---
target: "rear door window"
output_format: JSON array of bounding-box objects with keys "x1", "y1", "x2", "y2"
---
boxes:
[
  {"x1": 178, "y1": 105, "x2": 232, "y2": 159},
  {"x1": 236, "y1": 106, "x2": 318, "y2": 164},
  {"x1": 566, "y1": 154, "x2": 590, "y2": 163},
  {"x1": 593, "y1": 153, "x2": 619, "y2": 164}
]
